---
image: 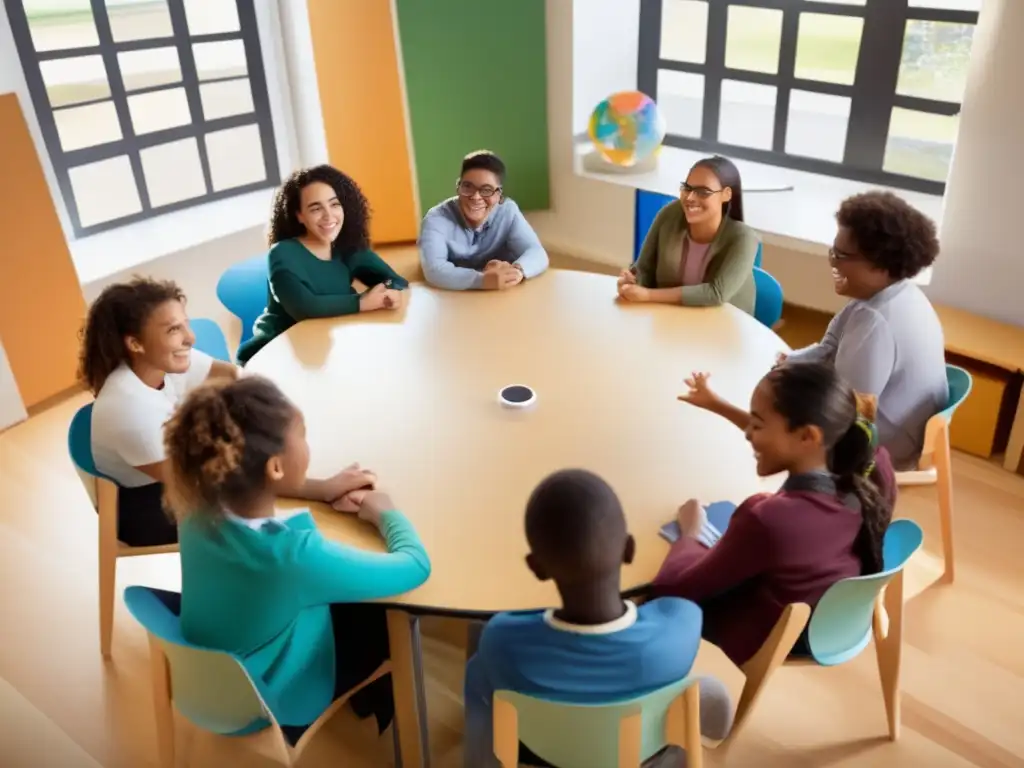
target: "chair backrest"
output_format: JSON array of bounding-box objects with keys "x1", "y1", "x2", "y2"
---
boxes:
[
  {"x1": 190, "y1": 318, "x2": 231, "y2": 362},
  {"x1": 216, "y1": 254, "x2": 269, "y2": 347},
  {"x1": 68, "y1": 403, "x2": 104, "y2": 508},
  {"x1": 940, "y1": 364, "x2": 972, "y2": 422},
  {"x1": 752, "y1": 266, "x2": 783, "y2": 328},
  {"x1": 633, "y1": 190, "x2": 677, "y2": 261},
  {"x1": 753, "y1": 241, "x2": 763, "y2": 269},
  {"x1": 496, "y1": 676, "x2": 696, "y2": 768},
  {"x1": 806, "y1": 519, "x2": 923, "y2": 666},
  {"x1": 123, "y1": 586, "x2": 271, "y2": 735}
]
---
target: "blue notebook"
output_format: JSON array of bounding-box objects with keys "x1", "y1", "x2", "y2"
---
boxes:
[{"x1": 659, "y1": 501, "x2": 737, "y2": 547}]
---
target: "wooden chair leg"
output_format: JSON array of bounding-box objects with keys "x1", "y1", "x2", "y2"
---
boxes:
[
  {"x1": 387, "y1": 610, "x2": 427, "y2": 768},
  {"x1": 147, "y1": 636, "x2": 176, "y2": 768},
  {"x1": 97, "y1": 480, "x2": 118, "y2": 660},
  {"x1": 492, "y1": 697, "x2": 519, "y2": 768},
  {"x1": 935, "y1": 426, "x2": 956, "y2": 584},
  {"x1": 682, "y1": 683, "x2": 703, "y2": 768},
  {"x1": 617, "y1": 711, "x2": 643, "y2": 768},
  {"x1": 874, "y1": 570, "x2": 906, "y2": 741},
  {"x1": 728, "y1": 603, "x2": 811, "y2": 745}
]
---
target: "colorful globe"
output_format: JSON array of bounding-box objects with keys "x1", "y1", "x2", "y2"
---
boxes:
[{"x1": 587, "y1": 91, "x2": 666, "y2": 167}]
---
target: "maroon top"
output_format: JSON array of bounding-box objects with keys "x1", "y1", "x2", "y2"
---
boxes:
[{"x1": 653, "y1": 449, "x2": 896, "y2": 667}]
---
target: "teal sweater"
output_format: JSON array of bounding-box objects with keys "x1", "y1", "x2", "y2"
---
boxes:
[
  {"x1": 237, "y1": 239, "x2": 409, "y2": 364},
  {"x1": 179, "y1": 509, "x2": 431, "y2": 726}
]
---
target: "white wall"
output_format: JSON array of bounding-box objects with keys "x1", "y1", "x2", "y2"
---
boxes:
[{"x1": 928, "y1": 0, "x2": 1024, "y2": 325}]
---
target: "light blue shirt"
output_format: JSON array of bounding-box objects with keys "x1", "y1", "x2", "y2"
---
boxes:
[
  {"x1": 418, "y1": 197, "x2": 549, "y2": 290},
  {"x1": 787, "y1": 280, "x2": 947, "y2": 470},
  {"x1": 463, "y1": 598, "x2": 704, "y2": 767}
]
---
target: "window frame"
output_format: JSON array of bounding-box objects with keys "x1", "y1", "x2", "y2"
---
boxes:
[
  {"x1": 6, "y1": 0, "x2": 280, "y2": 237},
  {"x1": 638, "y1": 0, "x2": 979, "y2": 195}
]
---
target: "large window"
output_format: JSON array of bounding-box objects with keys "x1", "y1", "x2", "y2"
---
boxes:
[
  {"x1": 6, "y1": 0, "x2": 280, "y2": 236},
  {"x1": 639, "y1": 0, "x2": 979, "y2": 194}
]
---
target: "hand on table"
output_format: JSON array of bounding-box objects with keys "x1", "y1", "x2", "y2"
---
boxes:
[
  {"x1": 360, "y1": 283, "x2": 394, "y2": 312},
  {"x1": 334, "y1": 489, "x2": 395, "y2": 528},
  {"x1": 617, "y1": 269, "x2": 637, "y2": 288},
  {"x1": 321, "y1": 462, "x2": 376, "y2": 507},
  {"x1": 381, "y1": 288, "x2": 404, "y2": 310},
  {"x1": 678, "y1": 372, "x2": 720, "y2": 412},
  {"x1": 618, "y1": 283, "x2": 650, "y2": 303},
  {"x1": 482, "y1": 261, "x2": 524, "y2": 290},
  {"x1": 677, "y1": 498, "x2": 707, "y2": 540}
]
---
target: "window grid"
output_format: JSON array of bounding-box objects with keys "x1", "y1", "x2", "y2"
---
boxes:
[
  {"x1": 6, "y1": 0, "x2": 280, "y2": 237},
  {"x1": 638, "y1": 0, "x2": 978, "y2": 195}
]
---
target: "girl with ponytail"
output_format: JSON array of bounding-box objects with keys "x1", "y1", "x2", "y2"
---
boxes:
[
  {"x1": 653, "y1": 361, "x2": 895, "y2": 667},
  {"x1": 165, "y1": 375, "x2": 431, "y2": 743}
]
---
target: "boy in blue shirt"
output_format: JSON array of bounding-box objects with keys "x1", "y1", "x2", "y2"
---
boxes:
[{"x1": 463, "y1": 469, "x2": 733, "y2": 767}]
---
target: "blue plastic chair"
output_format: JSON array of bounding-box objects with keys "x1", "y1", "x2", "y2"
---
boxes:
[
  {"x1": 216, "y1": 254, "x2": 269, "y2": 348},
  {"x1": 493, "y1": 676, "x2": 704, "y2": 768},
  {"x1": 896, "y1": 364, "x2": 973, "y2": 583},
  {"x1": 69, "y1": 405, "x2": 179, "y2": 659},
  {"x1": 124, "y1": 585, "x2": 394, "y2": 767},
  {"x1": 752, "y1": 266, "x2": 783, "y2": 329},
  {"x1": 190, "y1": 318, "x2": 231, "y2": 362},
  {"x1": 725, "y1": 520, "x2": 924, "y2": 746}
]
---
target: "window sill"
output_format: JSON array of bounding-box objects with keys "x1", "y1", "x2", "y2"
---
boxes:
[
  {"x1": 574, "y1": 143, "x2": 942, "y2": 284},
  {"x1": 70, "y1": 188, "x2": 275, "y2": 285}
]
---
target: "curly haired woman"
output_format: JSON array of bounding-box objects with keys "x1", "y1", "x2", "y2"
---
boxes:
[
  {"x1": 236, "y1": 165, "x2": 409, "y2": 365},
  {"x1": 80, "y1": 278, "x2": 375, "y2": 546},
  {"x1": 782, "y1": 191, "x2": 946, "y2": 469},
  {"x1": 165, "y1": 375, "x2": 430, "y2": 742}
]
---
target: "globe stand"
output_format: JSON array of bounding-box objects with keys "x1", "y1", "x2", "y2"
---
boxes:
[{"x1": 580, "y1": 149, "x2": 659, "y2": 175}]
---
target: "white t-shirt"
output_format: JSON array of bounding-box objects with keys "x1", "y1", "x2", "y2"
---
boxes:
[{"x1": 91, "y1": 350, "x2": 215, "y2": 487}]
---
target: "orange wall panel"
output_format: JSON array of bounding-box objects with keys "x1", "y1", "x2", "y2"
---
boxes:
[
  {"x1": 0, "y1": 95, "x2": 86, "y2": 407},
  {"x1": 307, "y1": 0, "x2": 419, "y2": 244}
]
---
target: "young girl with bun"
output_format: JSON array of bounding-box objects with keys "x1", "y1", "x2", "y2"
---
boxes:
[
  {"x1": 163, "y1": 375, "x2": 431, "y2": 741},
  {"x1": 654, "y1": 361, "x2": 895, "y2": 666}
]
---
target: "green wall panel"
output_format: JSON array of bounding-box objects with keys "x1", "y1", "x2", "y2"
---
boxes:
[{"x1": 396, "y1": 0, "x2": 550, "y2": 214}]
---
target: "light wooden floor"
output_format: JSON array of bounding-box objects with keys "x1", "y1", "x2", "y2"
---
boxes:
[{"x1": 3, "y1": 305, "x2": 1024, "y2": 767}]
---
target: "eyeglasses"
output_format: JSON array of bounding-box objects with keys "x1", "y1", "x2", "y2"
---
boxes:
[
  {"x1": 679, "y1": 182, "x2": 723, "y2": 199},
  {"x1": 457, "y1": 180, "x2": 502, "y2": 199},
  {"x1": 828, "y1": 246, "x2": 860, "y2": 262}
]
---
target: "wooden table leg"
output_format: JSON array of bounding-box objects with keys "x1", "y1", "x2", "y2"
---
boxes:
[
  {"x1": 1003, "y1": 392, "x2": 1024, "y2": 472},
  {"x1": 387, "y1": 609, "x2": 429, "y2": 768}
]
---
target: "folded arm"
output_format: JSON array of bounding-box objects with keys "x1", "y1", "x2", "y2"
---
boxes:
[
  {"x1": 419, "y1": 218, "x2": 484, "y2": 290},
  {"x1": 269, "y1": 264, "x2": 359, "y2": 320},
  {"x1": 347, "y1": 250, "x2": 410, "y2": 290},
  {"x1": 295, "y1": 510, "x2": 431, "y2": 605},
  {"x1": 505, "y1": 203, "x2": 549, "y2": 279}
]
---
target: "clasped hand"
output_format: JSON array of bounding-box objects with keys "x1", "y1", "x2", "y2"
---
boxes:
[
  {"x1": 616, "y1": 269, "x2": 649, "y2": 303},
  {"x1": 359, "y1": 282, "x2": 404, "y2": 312},
  {"x1": 482, "y1": 260, "x2": 525, "y2": 290},
  {"x1": 317, "y1": 463, "x2": 394, "y2": 526}
]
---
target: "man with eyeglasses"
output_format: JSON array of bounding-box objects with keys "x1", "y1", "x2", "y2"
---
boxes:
[{"x1": 419, "y1": 150, "x2": 549, "y2": 291}]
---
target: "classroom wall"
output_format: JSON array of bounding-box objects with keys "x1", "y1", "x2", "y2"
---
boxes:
[
  {"x1": 928, "y1": 0, "x2": 1024, "y2": 326},
  {"x1": 306, "y1": 0, "x2": 419, "y2": 243},
  {"x1": 395, "y1": 0, "x2": 551, "y2": 213}
]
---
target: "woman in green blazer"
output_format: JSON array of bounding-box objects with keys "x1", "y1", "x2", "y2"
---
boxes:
[{"x1": 618, "y1": 156, "x2": 760, "y2": 315}]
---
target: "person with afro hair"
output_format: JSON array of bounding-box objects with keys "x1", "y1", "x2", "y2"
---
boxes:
[
  {"x1": 236, "y1": 165, "x2": 409, "y2": 364},
  {"x1": 782, "y1": 191, "x2": 946, "y2": 469}
]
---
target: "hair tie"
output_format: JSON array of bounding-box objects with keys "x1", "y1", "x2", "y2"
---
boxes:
[{"x1": 855, "y1": 416, "x2": 878, "y2": 477}]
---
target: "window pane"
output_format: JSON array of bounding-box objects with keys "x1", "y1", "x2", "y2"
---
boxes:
[
  {"x1": 183, "y1": 0, "x2": 240, "y2": 35},
  {"x1": 897, "y1": 21, "x2": 975, "y2": 102},
  {"x1": 53, "y1": 101, "x2": 122, "y2": 151},
  {"x1": 794, "y1": 13, "x2": 863, "y2": 85},
  {"x1": 105, "y1": 0, "x2": 172, "y2": 42},
  {"x1": 200, "y1": 78, "x2": 254, "y2": 120},
  {"x1": 141, "y1": 138, "x2": 206, "y2": 206},
  {"x1": 24, "y1": 1, "x2": 99, "y2": 52},
  {"x1": 884, "y1": 108, "x2": 959, "y2": 182},
  {"x1": 206, "y1": 124, "x2": 266, "y2": 191},
  {"x1": 909, "y1": 0, "x2": 981, "y2": 9},
  {"x1": 804, "y1": 0, "x2": 864, "y2": 5},
  {"x1": 786, "y1": 90, "x2": 850, "y2": 162},
  {"x1": 660, "y1": 0, "x2": 707, "y2": 64},
  {"x1": 128, "y1": 87, "x2": 191, "y2": 134},
  {"x1": 719, "y1": 80, "x2": 775, "y2": 150},
  {"x1": 657, "y1": 71, "x2": 703, "y2": 138},
  {"x1": 118, "y1": 47, "x2": 182, "y2": 91},
  {"x1": 725, "y1": 6, "x2": 783, "y2": 75},
  {"x1": 69, "y1": 155, "x2": 142, "y2": 227},
  {"x1": 40, "y1": 56, "x2": 109, "y2": 107},
  {"x1": 193, "y1": 40, "x2": 247, "y2": 81}
]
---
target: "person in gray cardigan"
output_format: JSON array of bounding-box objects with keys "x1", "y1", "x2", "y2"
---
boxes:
[
  {"x1": 619, "y1": 156, "x2": 760, "y2": 315},
  {"x1": 419, "y1": 150, "x2": 549, "y2": 291}
]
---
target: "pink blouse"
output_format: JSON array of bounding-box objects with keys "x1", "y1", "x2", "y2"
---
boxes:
[{"x1": 680, "y1": 238, "x2": 713, "y2": 286}]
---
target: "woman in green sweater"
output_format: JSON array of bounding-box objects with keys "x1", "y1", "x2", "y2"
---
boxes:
[
  {"x1": 237, "y1": 165, "x2": 409, "y2": 364},
  {"x1": 618, "y1": 156, "x2": 760, "y2": 315}
]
